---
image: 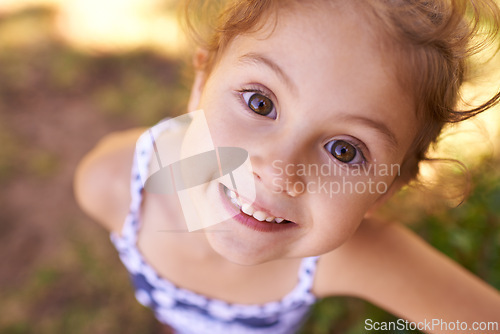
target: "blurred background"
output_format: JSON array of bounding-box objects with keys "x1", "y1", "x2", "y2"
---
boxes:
[{"x1": 0, "y1": 1, "x2": 498, "y2": 333}]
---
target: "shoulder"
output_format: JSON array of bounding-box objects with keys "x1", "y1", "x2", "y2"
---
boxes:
[
  {"x1": 314, "y1": 218, "x2": 500, "y2": 327},
  {"x1": 74, "y1": 128, "x2": 147, "y2": 233},
  {"x1": 314, "y1": 218, "x2": 407, "y2": 297}
]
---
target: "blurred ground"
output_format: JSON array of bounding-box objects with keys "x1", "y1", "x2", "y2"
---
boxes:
[
  {"x1": 0, "y1": 3, "x2": 499, "y2": 334},
  {"x1": 0, "y1": 6, "x2": 188, "y2": 333}
]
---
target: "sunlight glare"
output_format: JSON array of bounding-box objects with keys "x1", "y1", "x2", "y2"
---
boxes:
[{"x1": 0, "y1": 0, "x2": 186, "y2": 56}]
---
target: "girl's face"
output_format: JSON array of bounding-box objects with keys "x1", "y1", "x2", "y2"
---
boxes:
[{"x1": 187, "y1": 4, "x2": 418, "y2": 265}]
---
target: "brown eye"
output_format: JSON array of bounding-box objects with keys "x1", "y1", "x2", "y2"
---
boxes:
[
  {"x1": 329, "y1": 140, "x2": 357, "y2": 163},
  {"x1": 247, "y1": 93, "x2": 274, "y2": 116}
]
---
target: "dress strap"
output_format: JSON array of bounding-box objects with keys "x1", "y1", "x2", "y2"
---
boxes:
[
  {"x1": 111, "y1": 131, "x2": 152, "y2": 246},
  {"x1": 278, "y1": 256, "x2": 320, "y2": 309},
  {"x1": 114, "y1": 118, "x2": 182, "y2": 245},
  {"x1": 298, "y1": 256, "x2": 320, "y2": 292}
]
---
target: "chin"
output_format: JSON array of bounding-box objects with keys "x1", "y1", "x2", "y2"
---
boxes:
[{"x1": 204, "y1": 226, "x2": 281, "y2": 266}]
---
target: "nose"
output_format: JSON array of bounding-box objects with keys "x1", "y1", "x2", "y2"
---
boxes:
[{"x1": 250, "y1": 143, "x2": 306, "y2": 198}]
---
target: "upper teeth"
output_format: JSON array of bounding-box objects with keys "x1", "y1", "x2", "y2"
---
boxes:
[{"x1": 227, "y1": 188, "x2": 285, "y2": 223}]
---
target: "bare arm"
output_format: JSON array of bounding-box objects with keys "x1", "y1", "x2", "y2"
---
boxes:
[
  {"x1": 74, "y1": 128, "x2": 146, "y2": 233},
  {"x1": 314, "y1": 219, "x2": 500, "y2": 334}
]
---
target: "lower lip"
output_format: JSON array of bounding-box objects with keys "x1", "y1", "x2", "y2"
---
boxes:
[{"x1": 218, "y1": 184, "x2": 298, "y2": 233}]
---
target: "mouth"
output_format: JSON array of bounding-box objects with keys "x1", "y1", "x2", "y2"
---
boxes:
[{"x1": 219, "y1": 183, "x2": 297, "y2": 232}]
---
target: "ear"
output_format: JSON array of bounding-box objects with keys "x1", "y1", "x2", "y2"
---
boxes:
[{"x1": 187, "y1": 49, "x2": 209, "y2": 112}]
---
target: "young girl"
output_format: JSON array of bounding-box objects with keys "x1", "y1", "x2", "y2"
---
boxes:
[{"x1": 75, "y1": 0, "x2": 500, "y2": 333}]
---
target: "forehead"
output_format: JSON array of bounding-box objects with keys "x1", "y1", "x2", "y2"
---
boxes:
[{"x1": 210, "y1": 2, "x2": 417, "y2": 156}]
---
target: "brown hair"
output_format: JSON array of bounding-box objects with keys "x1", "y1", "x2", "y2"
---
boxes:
[{"x1": 180, "y1": 0, "x2": 500, "y2": 182}]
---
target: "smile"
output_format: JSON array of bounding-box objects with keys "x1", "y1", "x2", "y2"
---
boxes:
[
  {"x1": 224, "y1": 185, "x2": 288, "y2": 223},
  {"x1": 219, "y1": 184, "x2": 297, "y2": 232}
]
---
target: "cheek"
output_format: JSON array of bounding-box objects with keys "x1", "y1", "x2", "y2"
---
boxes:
[
  {"x1": 200, "y1": 98, "x2": 240, "y2": 145},
  {"x1": 312, "y1": 193, "x2": 367, "y2": 231},
  {"x1": 205, "y1": 110, "x2": 248, "y2": 150},
  {"x1": 305, "y1": 179, "x2": 389, "y2": 250},
  {"x1": 302, "y1": 211, "x2": 361, "y2": 256}
]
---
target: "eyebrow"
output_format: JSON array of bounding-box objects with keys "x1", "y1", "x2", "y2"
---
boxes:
[
  {"x1": 341, "y1": 114, "x2": 399, "y2": 151},
  {"x1": 238, "y1": 53, "x2": 298, "y2": 95}
]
